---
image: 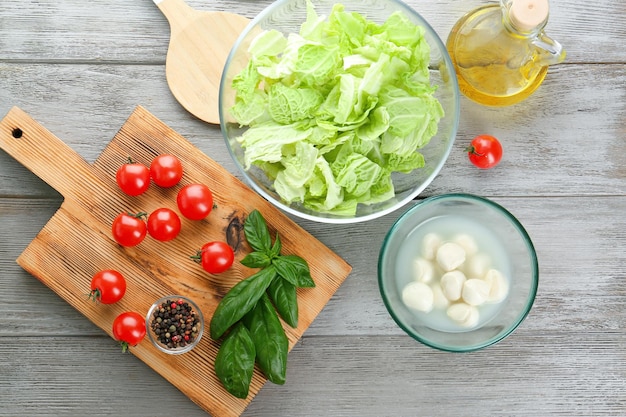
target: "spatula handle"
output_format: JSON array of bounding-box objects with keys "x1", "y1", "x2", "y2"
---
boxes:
[{"x1": 0, "y1": 107, "x2": 104, "y2": 198}]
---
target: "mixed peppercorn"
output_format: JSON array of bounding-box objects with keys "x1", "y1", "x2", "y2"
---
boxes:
[{"x1": 150, "y1": 298, "x2": 201, "y2": 349}]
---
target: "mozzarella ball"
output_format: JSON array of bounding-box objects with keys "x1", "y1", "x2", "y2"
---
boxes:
[
  {"x1": 447, "y1": 303, "x2": 480, "y2": 328},
  {"x1": 440, "y1": 270, "x2": 467, "y2": 301},
  {"x1": 462, "y1": 279, "x2": 491, "y2": 306},
  {"x1": 465, "y1": 252, "x2": 492, "y2": 279},
  {"x1": 483, "y1": 269, "x2": 509, "y2": 303},
  {"x1": 436, "y1": 242, "x2": 466, "y2": 271},
  {"x1": 421, "y1": 233, "x2": 442, "y2": 261},
  {"x1": 412, "y1": 258, "x2": 435, "y2": 284},
  {"x1": 402, "y1": 281, "x2": 434, "y2": 313},
  {"x1": 453, "y1": 234, "x2": 478, "y2": 256},
  {"x1": 431, "y1": 283, "x2": 450, "y2": 309}
]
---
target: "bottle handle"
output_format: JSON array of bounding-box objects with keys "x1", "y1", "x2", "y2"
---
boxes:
[{"x1": 532, "y1": 33, "x2": 566, "y2": 66}]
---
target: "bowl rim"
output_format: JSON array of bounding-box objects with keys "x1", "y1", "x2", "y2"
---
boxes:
[
  {"x1": 146, "y1": 295, "x2": 204, "y2": 355},
  {"x1": 219, "y1": 0, "x2": 460, "y2": 224},
  {"x1": 378, "y1": 193, "x2": 539, "y2": 352}
]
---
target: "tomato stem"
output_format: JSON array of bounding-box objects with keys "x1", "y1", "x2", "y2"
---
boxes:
[
  {"x1": 465, "y1": 145, "x2": 484, "y2": 156},
  {"x1": 119, "y1": 341, "x2": 130, "y2": 353},
  {"x1": 86, "y1": 289, "x2": 101, "y2": 302},
  {"x1": 126, "y1": 211, "x2": 148, "y2": 220}
]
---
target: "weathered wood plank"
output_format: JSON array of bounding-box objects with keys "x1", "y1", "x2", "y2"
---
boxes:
[
  {"x1": 1, "y1": 332, "x2": 623, "y2": 416},
  {"x1": 1, "y1": 64, "x2": 624, "y2": 198},
  {"x1": 0, "y1": 336, "x2": 207, "y2": 416},
  {"x1": 249, "y1": 332, "x2": 626, "y2": 417},
  {"x1": 2, "y1": 196, "x2": 624, "y2": 337},
  {"x1": 0, "y1": 0, "x2": 623, "y2": 64}
]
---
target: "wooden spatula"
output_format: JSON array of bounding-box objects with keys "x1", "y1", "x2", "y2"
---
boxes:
[{"x1": 153, "y1": 0, "x2": 250, "y2": 124}]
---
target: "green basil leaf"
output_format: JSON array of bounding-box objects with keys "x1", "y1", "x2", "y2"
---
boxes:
[
  {"x1": 267, "y1": 276, "x2": 298, "y2": 328},
  {"x1": 273, "y1": 255, "x2": 315, "y2": 288},
  {"x1": 269, "y1": 232, "x2": 282, "y2": 259},
  {"x1": 210, "y1": 265, "x2": 277, "y2": 339},
  {"x1": 214, "y1": 322, "x2": 256, "y2": 399},
  {"x1": 241, "y1": 251, "x2": 271, "y2": 268},
  {"x1": 244, "y1": 294, "x2": 288, "y2": 385},
  {"x1": 244, "y1": 209, "x2": 272, "y2": 253}
]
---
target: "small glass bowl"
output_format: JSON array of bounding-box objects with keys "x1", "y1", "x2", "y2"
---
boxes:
[
  {"x1": 378, "y1": 194, "x2": 539, "y2": 352},
  {"x1": 146, "y1": 295, "x2": 204, "y2": 355}
]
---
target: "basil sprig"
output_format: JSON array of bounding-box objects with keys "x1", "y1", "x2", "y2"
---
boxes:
[{"x1": 211, "y1": 209, "x2": 314, "y2": 398}]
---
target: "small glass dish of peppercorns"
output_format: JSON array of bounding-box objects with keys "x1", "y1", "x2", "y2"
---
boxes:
[{"x1": 146, "y1": 295, "x2": 204, "y2": 355}]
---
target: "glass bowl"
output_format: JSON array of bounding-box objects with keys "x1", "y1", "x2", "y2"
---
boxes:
[
  {"x1": 146, "y1": 295, "x2": 204, "y2": 355},
  {"x1": 378, "y1": 194, "x2": 539, "y2": 352},
  {"x1": 219, "y1": 0, "x2": 460, "y2": 224}
]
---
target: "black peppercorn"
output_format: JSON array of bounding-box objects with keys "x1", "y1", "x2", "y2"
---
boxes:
[{"x1": 150, "y1": 298, "x2": 201, "y2": 350}]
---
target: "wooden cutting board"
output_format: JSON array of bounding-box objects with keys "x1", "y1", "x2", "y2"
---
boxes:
[{"x1": 0, "y1": 106, "x2": 352, "y2": 417}]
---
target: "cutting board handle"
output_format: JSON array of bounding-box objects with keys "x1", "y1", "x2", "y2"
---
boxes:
[
  {"x1": 153, "y1": 0, "x2": 197, "y2": 29},
  {"x1": 0, "y1": 107, "x2": 101, "y2": 198}
]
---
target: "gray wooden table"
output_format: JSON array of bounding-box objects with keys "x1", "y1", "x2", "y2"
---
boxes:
[{"x1": 1, "y1": 0, "x2": 624, "y2": 416}]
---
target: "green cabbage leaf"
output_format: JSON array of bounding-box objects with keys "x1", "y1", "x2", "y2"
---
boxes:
[{"x1": 230, "y1": 0, "x2": 443, "y2": 215}]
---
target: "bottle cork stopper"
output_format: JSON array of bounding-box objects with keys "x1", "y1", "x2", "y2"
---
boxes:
[{"x1": 509, "y1": 0, "x2": 549, "y2": 31}]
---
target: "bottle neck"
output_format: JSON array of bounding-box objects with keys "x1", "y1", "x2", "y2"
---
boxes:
[
  {"x1": 500, "y1": 0, "x2": 566, "y2": 66},
  {"x1": 500, "y1": 0, "x2": 549, "y2": 37}
]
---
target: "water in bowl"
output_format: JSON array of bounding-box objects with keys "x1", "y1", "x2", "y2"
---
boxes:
[{"x1": 394, "y1": 214, "x2": 512, "y2": 332}]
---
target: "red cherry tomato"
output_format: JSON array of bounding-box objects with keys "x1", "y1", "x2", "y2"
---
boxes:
[
  {"x1": 112, "y1": 212, "x2": 147, "y2": 247},
  {"x1": 116, "y1": 159, "x2": 150, "y2": 196},
  {"x1": 150, "y1": 154, "x2": 184, "y2": 188},
  {"x1": 112, "y1": 311, "x2": 146, "y2": 352},
  {"x1": 88, "y1": 270, "x2": 127, "y2": 304},
  {"x1": 177, "y1": 184, "x2": 214, "y2": 220},
  {"x1": 200, "y1": 241, "x2": 234, "y2": 274},
  {"x1": 147, "y1": 208, "x2": 181, "y2": 242},
  {"x1": 467, "y1": 135, "x2": 503, "y2": 169}
]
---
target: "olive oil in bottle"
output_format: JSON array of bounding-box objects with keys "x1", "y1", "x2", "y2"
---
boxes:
[{"x1": 446, "y1": 0, "x2": 565, "y2": 106}]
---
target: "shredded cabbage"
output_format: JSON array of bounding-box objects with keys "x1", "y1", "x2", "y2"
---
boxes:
[{"x1": 230, "y1": 1, "x2": 444, "y2": 215}]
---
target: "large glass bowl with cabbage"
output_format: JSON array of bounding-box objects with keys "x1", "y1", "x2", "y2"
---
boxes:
[{"x1": 219, "y1": 0, "x2": 460, "y2": 223}]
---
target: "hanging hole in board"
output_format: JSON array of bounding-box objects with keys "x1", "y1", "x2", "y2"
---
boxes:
[{"x1": 12, "y1": 128, "x2": 23, "y2": 139}]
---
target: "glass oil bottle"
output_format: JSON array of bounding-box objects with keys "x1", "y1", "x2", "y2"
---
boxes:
[{"x1": 446, "y1": 0, "x2": 566, "y2": 106}]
